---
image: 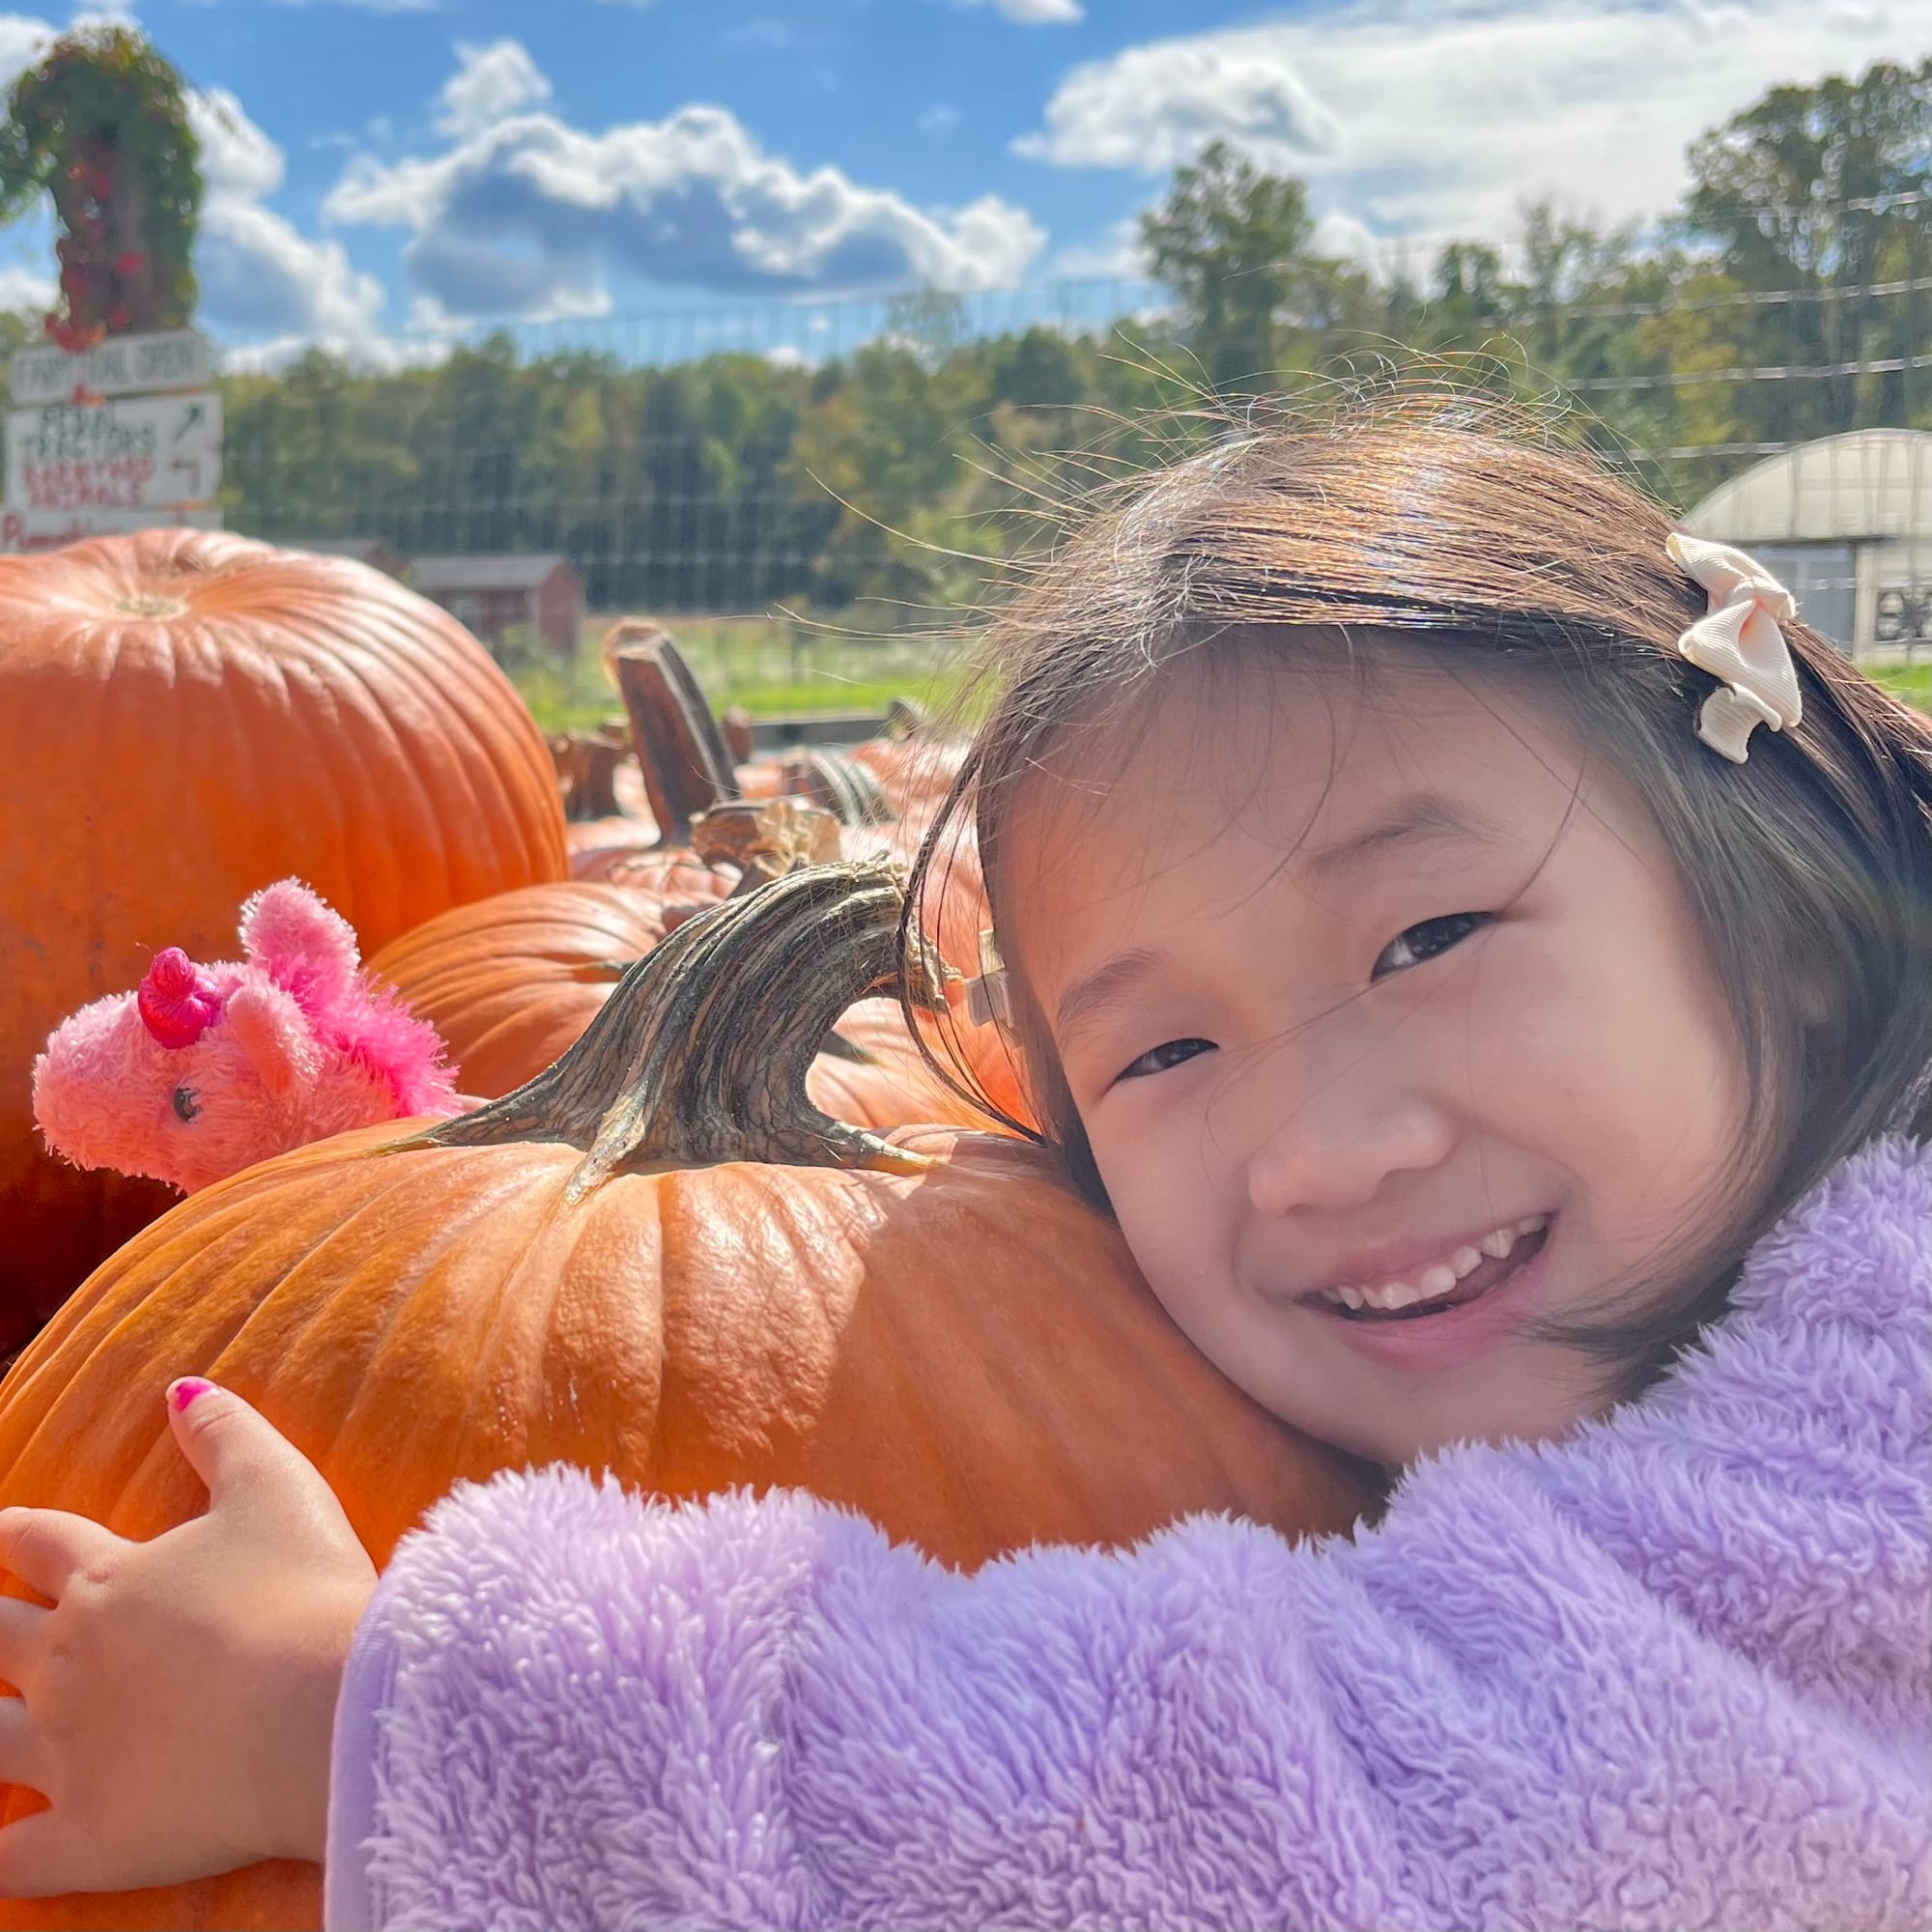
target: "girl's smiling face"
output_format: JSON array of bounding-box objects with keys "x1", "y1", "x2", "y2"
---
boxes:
[{"x1": 1000, "y1": 644, "x2": 1752, "y2": 1467}]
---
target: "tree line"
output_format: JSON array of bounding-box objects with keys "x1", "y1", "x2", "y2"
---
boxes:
[{"x1": 12, "y1": 58, "x2": 1929, "y2": 618}]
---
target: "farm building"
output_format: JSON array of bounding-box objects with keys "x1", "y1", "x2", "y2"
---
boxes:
[
  {"x1": 1683, "y1": 429, "x2": 1931, "y2": 658},
  {"x1": 409, "y1": 554, "x2": 584, "y2": 660},
  {"x1": 281, "y1": 536, "x2": 408, "y2": 580}
]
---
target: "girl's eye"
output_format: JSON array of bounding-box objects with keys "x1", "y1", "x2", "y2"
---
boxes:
[
  {"x1": 1118, "y1": 1037, "x2": 1216, "y2": 1083},
  {"x1": 1373, "y1": 912, "x2": 1492, "y2": 980}
]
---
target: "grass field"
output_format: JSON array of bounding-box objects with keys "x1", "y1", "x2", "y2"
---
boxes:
[
  {"x1": 515, "y1": 615, "x2": 1932, "y2": 735},
  {"x1": 1869, "y1": 661, "x2": 1931, "y2": 712},
  {"x1": 513, "y1": 613, "x2": 980, "y2": 734}
]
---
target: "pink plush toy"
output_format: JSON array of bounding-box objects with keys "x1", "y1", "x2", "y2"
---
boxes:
[{"x1": 33, "y1": 878, "x2": 464, "y2": 1195}]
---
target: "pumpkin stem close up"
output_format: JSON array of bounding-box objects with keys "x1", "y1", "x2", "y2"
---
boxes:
[{"x1": 423, "y1": 862, "x2": 941, "y2": 1188}]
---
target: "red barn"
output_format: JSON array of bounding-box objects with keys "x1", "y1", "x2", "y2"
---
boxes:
[{"x1": 410, "y1": 554, "x2": 584, "y2": 660}]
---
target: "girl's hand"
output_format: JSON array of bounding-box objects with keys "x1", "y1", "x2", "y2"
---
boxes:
[{"x1": 0, "y1": 1378, "x2": 378, "y2": 1895}]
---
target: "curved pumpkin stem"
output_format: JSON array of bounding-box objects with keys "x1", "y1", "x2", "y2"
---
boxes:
[
  {"x1": 780, "y1": 749, "x2": 895, "y2": 827},
  {"x1": 423, "y1": 862, "x2": 940, "y2": 1186}
]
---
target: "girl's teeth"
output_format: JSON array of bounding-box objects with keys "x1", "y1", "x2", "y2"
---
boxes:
[{"x1": 1318, "y1": 1214, "x2": 1548, "y2": 1314}]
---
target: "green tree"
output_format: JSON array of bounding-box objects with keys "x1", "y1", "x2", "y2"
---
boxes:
[
  {"x1": 1138, "y1": 140, "x2": 1360, "y2": 393},
  {"x1": 1684, "y1": 57, "x2": 1931, "y2": 439}
]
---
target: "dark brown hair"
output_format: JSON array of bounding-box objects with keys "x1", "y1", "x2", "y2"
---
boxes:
[{"x1": 907, "y1": 396, "x2": 1931, "y2": 1400}]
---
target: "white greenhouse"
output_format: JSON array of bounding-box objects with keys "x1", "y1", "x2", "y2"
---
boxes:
[{"x1": 1683, "y1": 428, "x2": 1931, "y2": 661}]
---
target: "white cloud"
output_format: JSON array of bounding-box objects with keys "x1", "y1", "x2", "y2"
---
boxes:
[
  {"x1": 192, "y1": 86, "x2": 287, "y2": 201},
  {"x1": 436, "y1": 39, "x2": 552, "y2": 138},
  {"x1": 216, "y1": 327, "x2": 449, "y2": 376},
  {"x1": 68, "y1": 0, "x2": 137, "y2": 27},
  {"x1": 1310, "y1": 208, "x2": 1390, "y2": 276},
  {"x1": 0, "y1": 263, "x2": 54, "y2": 311},
  {"x1": 186, "y1": 88, "x2": 387, "y2": 343},
  {"x1": 960, "y1": 0, "x2": 1083, "y2": 21},
  {"x1": 325, "y1": 46, "x2": 1045, "y2": 315},
  {"x1": 1048, "y1": 215, "x2": 1147, "y2": 280},
  {"x1": 1016, "y1": 37, "x2": 1339, "y2": 171},
  {"x1": 0, "y1": 14, "x2": 54, "y2": 90},
  {"x1": 1018, "y1": 0, "x2": 1932, "y2": 251},
  {"x1": 918, "y1": 103, "x2": 963, "y2": 138}
]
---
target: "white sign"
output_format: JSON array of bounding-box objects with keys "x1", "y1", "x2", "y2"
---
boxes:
[
  {"x1": 5, "y1": 391, "x2": 222, "y2": 514},
  {"x1": 7, "y1": 327, "x2": 213, "y2": 406},
  {"x1": 0, "y1": 505, "x2": 224, "y2": 553}
]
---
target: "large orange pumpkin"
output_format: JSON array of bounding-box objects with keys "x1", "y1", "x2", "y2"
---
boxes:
[
  {"x1": 0, "y1": 863, "x2": 1380, "y2": 1931},
  {"x1": 0, "y1": 531, "x2": 568, "y2": 1341},
  {"x1": 810, "y1": 994, "x2": 1004, "y2": 1131}
]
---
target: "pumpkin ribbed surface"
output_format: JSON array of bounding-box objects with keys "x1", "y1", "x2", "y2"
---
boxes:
[
  {"x1": 0, "y1": 863, "x2": 1378, "y2": 1931},
  {"x1": 0, "y1": 531, "x2": 568, "y2": 1337}
]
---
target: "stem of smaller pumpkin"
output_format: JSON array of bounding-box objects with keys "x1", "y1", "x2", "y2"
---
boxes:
[
  {"x1": 604, "y1": 622, "x2": 741, "y2": 843},
  {"x1": 424, "y1": 861, "x2": 936, "y2": 1185},
  {"x1": 694, "y1": 798, "x2": 843, "y2": 895},
  {"x1": 549, "y1": 726, "x2": 628, "y2": 820},
  {"x1": 780, "y1": 750, "x2": 894, "y2": 827}
]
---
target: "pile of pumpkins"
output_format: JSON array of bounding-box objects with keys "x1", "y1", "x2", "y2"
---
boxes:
[{"x1": 0, "y1": 531, "x2": 1378, "y2": 1931}]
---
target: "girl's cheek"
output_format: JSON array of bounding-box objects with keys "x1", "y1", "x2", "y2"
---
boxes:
[{"x1": 1095, "y1": 1114, "x2": 1209, "y2": 1255}]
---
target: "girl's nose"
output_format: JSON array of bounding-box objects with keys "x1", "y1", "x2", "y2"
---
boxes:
[{"x1": 1244, "y1": 1086, "x2": 1457, "y2": 1218}]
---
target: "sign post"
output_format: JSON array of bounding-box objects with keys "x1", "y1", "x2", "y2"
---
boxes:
[{"x1": 2, "y1": 327, "x2": 221, "y2": 552}]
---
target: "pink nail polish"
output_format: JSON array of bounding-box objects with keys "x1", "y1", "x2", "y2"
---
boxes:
[{"x1": 168, "y1": 1377, "x2": 215, "y2": 1412}]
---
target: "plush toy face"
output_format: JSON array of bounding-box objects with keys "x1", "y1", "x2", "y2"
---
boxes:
[
  {"x1": 34, "y1": 966, "x2": 328, "y2": 1194},
  {"x1": 32, "y1": 879, "x2": 460, "y2": 1196}
]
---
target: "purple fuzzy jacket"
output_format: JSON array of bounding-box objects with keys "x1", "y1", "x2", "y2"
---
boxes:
[{"x1": 325, "y1": 1138, "x2": 1931, "y2": 1932}]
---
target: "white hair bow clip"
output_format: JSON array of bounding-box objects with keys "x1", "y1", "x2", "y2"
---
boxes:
[
  {"x1": 1664, "y1": 532, "x2": 1804, "y2": 764},
  {"x1": 963, "y1": 929, "x2": 1011, "y2": 1029}
]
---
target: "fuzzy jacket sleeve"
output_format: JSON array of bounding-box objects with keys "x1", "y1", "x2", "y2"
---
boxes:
[{"x1": 324, "y1": 1139, "x2": 1932, "y2": 1932}]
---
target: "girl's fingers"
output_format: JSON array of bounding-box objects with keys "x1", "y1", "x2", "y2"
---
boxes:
[
  {"x1": 0, "y1": 1595, "x2": 46, "y2": 1688},
  {"x1": 0, "y1": 1803, "x2": 86, "y2": 1901},
  {"x1": 0, "y1": 1509, "x2": 119, "y2": 1605},
  {"x1": 164, "y1": 1379, "x2": 338, "y2": 1527}
]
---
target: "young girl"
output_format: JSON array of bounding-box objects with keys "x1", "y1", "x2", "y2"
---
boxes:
[{"x1": 1, "y1": 411, "x2": 1926, "y2": 1931}]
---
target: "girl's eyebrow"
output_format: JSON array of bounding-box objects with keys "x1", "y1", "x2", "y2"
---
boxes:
[
  {"x1": 1303, "y1": 793, "x2": 1503, "y2": 880},
  {"x1": 1054, "y1": 948, "x2": 1165, "y2": 1049}
]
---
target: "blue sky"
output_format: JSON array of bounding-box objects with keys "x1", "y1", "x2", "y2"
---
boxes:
[{"x1": 1, "y1": 0, "x2": 1925, "y2": 366}]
